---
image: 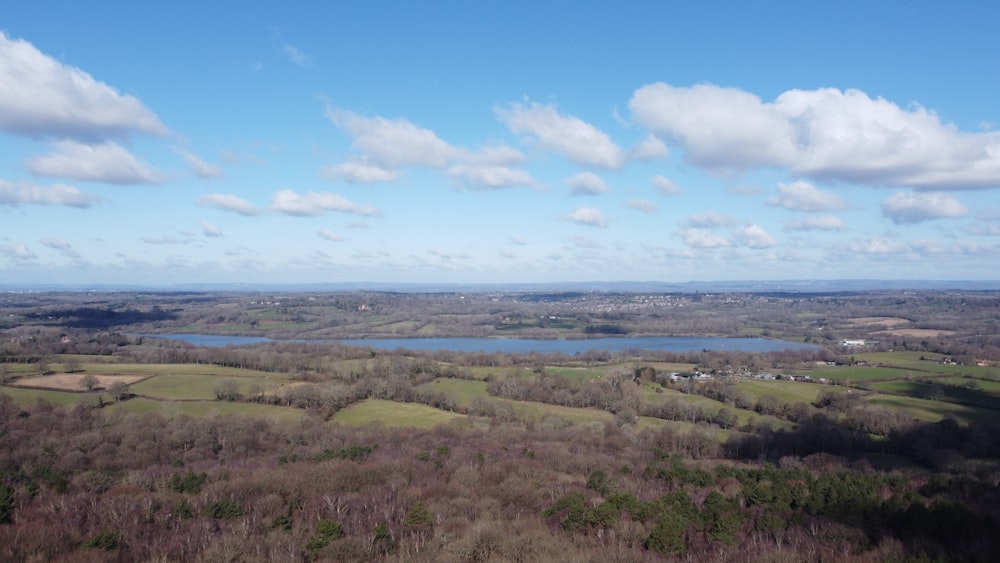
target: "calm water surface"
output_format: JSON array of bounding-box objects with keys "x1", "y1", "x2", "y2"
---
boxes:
[{"x1": 141, "y1": 334, "x2": 818, "y2": 354}]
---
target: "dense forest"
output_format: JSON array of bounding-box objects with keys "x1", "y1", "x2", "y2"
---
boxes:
[{"x1": 1, "y1": 290, "x2": 999, "y2": 561}]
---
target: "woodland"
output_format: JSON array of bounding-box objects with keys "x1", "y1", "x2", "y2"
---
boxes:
[{"x1": 1, "y1": 289, "x2": 999, "y2": 562}]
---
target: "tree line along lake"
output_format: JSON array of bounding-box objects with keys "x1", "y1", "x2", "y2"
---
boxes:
[{"x1": 138, "y1": 334, "x2": 820, "y2": 354}]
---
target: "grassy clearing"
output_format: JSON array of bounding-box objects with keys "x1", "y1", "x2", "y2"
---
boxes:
[
  {"x1": 868, "y1": 381, "x2": 1000, "y2": 410},
  {"x1": 418, "y1": 378, "x2": 490, "y2": 407},
  {"x1": 130, "y1": 373, "x2": 288, "y2": 401},
  {"x1": 543, "y1": 366, "x2": 606, "y2": 381},
  {"x1": 332, "y1": 398, "x2": 465, "y2": 428},
  {"x1": 1, "y1": 386, "x2": 96, "y2": 407},
  {"x1": 864, "y1": 394, "x2": 1000, "y2": 425},
  {"x1": 107, "y1": 398, "x2": 306, "y2": 421},
  {"x1": 936, "y1": 377, "x2": 1000, "y2": 393},
  {"x1": 811, "y1": 365, "x2": 912, "y2": 382},
  {"x1": 737, "y1": 379, "x2": 847, "y2": 405}
]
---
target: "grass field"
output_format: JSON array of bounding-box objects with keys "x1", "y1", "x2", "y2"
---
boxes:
[
  {"x1": 418, "y1": 378, "x2": 490, "y2": 407},
  {"x1": 868, "y1": 380, "x2": 1000, "y2": 411},
  {"x1": 864, "y1": 394, "x2": 1000, "y2": 425},
  {"x1": 1, "y1": 386, "x2": 96, "y2": 407},
  {"x1": 737, "y1": 379, "x2": 848, "y2": 405},
  {"x1": 107, "y1": 397, "x2": 307, "y2": 421},
  {"x1": 130, "y1": 373, "x2": 288, "y2": 401},
  {"x1": 332, "y1": 398, "x2": 466, "y2": 428}
]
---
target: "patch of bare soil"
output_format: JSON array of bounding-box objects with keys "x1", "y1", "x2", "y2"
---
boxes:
[{"x1": 13, "y1": 373, "x2": 149, "y2": 392}]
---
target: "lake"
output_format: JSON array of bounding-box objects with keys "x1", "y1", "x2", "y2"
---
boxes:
[{"x1": 139, "y1": 333, "x2": 819, "y2": 354}]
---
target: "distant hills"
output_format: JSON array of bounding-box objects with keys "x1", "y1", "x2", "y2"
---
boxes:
[{"x1": 3, "y1": 279, "x2": 999, "y2": 293}]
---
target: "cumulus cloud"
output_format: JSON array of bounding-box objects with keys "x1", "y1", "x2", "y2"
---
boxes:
[
  {"x1": 322, "y1": 160, "x2": 400, "y2": 184},
  {"x1": 0, "y1": 243, "x2": 36, "y2": 260},
  {"x1": 630, "y1": 82, "x2": 1000, "y2": 190},
  {"x1": 651, "y1": 175, "x2": 682, "y2": 195},
  {"x1": 448, "y1": 165, "x2": 536, "y2": 190},
  {"x1": 627, "y1": 199, "x2": 658, "y2": 213},
  {"x1": 0, "y1": 179, "x2": 101, "y2": 208},
  {"x1": 197, "y1": 194, "x2": 260, "y2": 216},
  {"x1": 26, "y1": 140, "x2": 165, "y2": 184},
  {"x1": 495, "y1": 102, "x2": 626, "y2": 169},
  {"x1": 565, "y1": 172, "x2": 609, "y2": 196},
  {"x1": 768, "y1": 180, "x2": 848, "y2": 212},
  {"x1": 787, "y1": 215, "x2": 848, "y2": 231},
  {"x1": 201, "y1": 221, "x2": 223, "y2": 238},
  {"x1": 629, "y1": 134, "x2": 669, "y2": 161},
  {"x1": 270, "y1": 188, "x2": 379, "y2": 217},
  {"x1": 316, "y1": 228, "x2": 344, "y2": 242},
  {"x1": 0, "y1": 31, "x2": 167, "y2": 140},
  {"x1": 327, "y1": 109, "x2": 457, "y2": 168},
  {"x1": 173, "y1": 147, "x2": 223, "y2": 179},
  {"x1": 881, "y1": 191, "x2": 969, "y2": 224},
  {"x1": 734, "y1": 224, "x2": 776, "y2": 248},
  {"x1": 676, "y1": 227, "x2": 729, "y2": 248},
  {"x1": 567, "y1": 207, "x2": 608, "y2": 228}
]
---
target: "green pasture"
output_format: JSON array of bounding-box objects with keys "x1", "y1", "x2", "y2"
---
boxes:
[
  {"x1": 417, "y1": 378, "x2": 490, "y2": 407},
  {"x1": 1, "y1": 386, "x2": 95, "y2": 407},
  {"x1": 644, "y1": 386, "x2": 791, "y2": 429},
  {"x1": 737, "y1": 379, "x2": 848, "y2": 405},
  {"x1": 865, "y1": 394, "x2": 999, "y2": 425},
  {"x1": 130, "y1": 373, "x2": 287, "y2": 401},
  {"x1": 332, "y1": 398, "x2": 466, "y2": 428},
  {"x1": 107, "y1": 397, "x2": 306, "y2": 421},
  {"x1": 935, "y1": 377, "x2": 1000, "y2": 393},
  {"x1": 868, "y1": 380, "x2": 1000, "y2": 411},
  {"x1": 811, "y1": 365, "x2": 912, "y2": 382}
]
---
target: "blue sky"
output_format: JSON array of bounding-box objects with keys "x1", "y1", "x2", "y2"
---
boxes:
[{"x1": 2, "y1": 1, "x2": 999, "y2": 286}]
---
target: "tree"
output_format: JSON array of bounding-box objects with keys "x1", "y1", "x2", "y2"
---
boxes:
[
  {"x1": 213, "y1": 379, "x2": 241, "y2": 401},
  {"x1": 108, "y1": 380, "x2": 130, "y2": 402},
  {"x1": 80, "y1": 373, "x2": 100, "y2": 392}
]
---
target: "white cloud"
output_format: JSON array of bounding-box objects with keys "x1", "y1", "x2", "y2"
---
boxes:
[
  {"x1": 447, "y1": 165, "x2": 536, "y2": 190},
  {"x1": 0, "y1": 31, "x2": 167, "y2": 140},
  {"x1": 629, "y1": 134, "x2": 669, "y2": 161},
  {"x1": 495, "y1": 102, "x2": 626, "y2": 169},
  {"x1": 40, "y1": 238, "x2": 81, "y2": 259},
  {"x1": 327, "y1": 109, "x2": 457, "y2": 168},
  {"x1": 317, "y1": 228, "x2": 345, "y2": 242},
  {"x1": 322, "y1": 160, "x2": 400, "y2": 184},
  {"x1": 768, "y1": 180, "x2": 848, "y2": 212},
  {"x1": 428, "y1": 248, "x2": 471, "y2": 260},
  {"x1": 651, "y1": 175, "x2": 682, "y2": 195},
  {"x1": 676, "y1": 227, "x2": 729, "y2": 248},
  {"x1": 26, "y1": 140, "x2": 165, "y2": 184},
  {"x1": 847, "y1": 236, "x2": 907, "y2": 254},
  {"x1": 735, "y1": 224, "x2": 776, "y2": 249},
  {"x1": 787, "y1": 215, "x2": 848, "y2": 231},
  {"x1": 881, "y1": 191, "x2": 969, "y2": 224},
  {"x1": 462, "y1": 144, "x2": 526, "y2": 166},
  {"x1": 201, "y1": 221, "x2": 223, "y2": 238},
  {"x1": 510, "y1": 236, "x2": 527, "y2": 246},
  {"x1": 281, "y1": 43, "x2": 308, "y2": 66},
  {"x1": 626, "y1": 199, "x2": 658, "y2": 213},
  {"x1": 270, "y1": 188, "x2": 380, "y2": 217},
  {"x1": 565, "y1": 172, "x2": 609, "y2": 196},
  {"x1": 0, "y1": 243, "x2": 36, "y2": 260},
  {"x1": 197, "y1": 194, "x2": 260, "y2": 216},
  {"x1": 567, "y1": 207, "x2": 608, "y2": 228},
  {"x1": 0, "y1": 179, "x2": 101, "y2": 208},
  {"x1": 684, "y1": 211, "x2": 737, "y2": 229},
  {"x1": 140, "y1": 235, "x2": 179, "y2": 245},
  {"x1": 630, "y1": 83, "x2": 797, "y2": 170},
  {"x1": 630, "y1": 82, "x2": 1000, "y2": 190},
  {"x1": 173, "y1": 147, "x2": 223, "y2": 179}
]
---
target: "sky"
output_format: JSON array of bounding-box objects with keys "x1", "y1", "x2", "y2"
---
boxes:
[{"x1": 2, "y1": 1, "x2": 1000, "y2": 286}]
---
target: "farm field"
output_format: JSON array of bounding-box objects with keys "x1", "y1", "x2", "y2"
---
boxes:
[
  {"x1": 736, "y1": 379, "x2": 848, "y2": 405},
  {"x1": 332, "y1": 398, "x2": 466, "y2": 428}
]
